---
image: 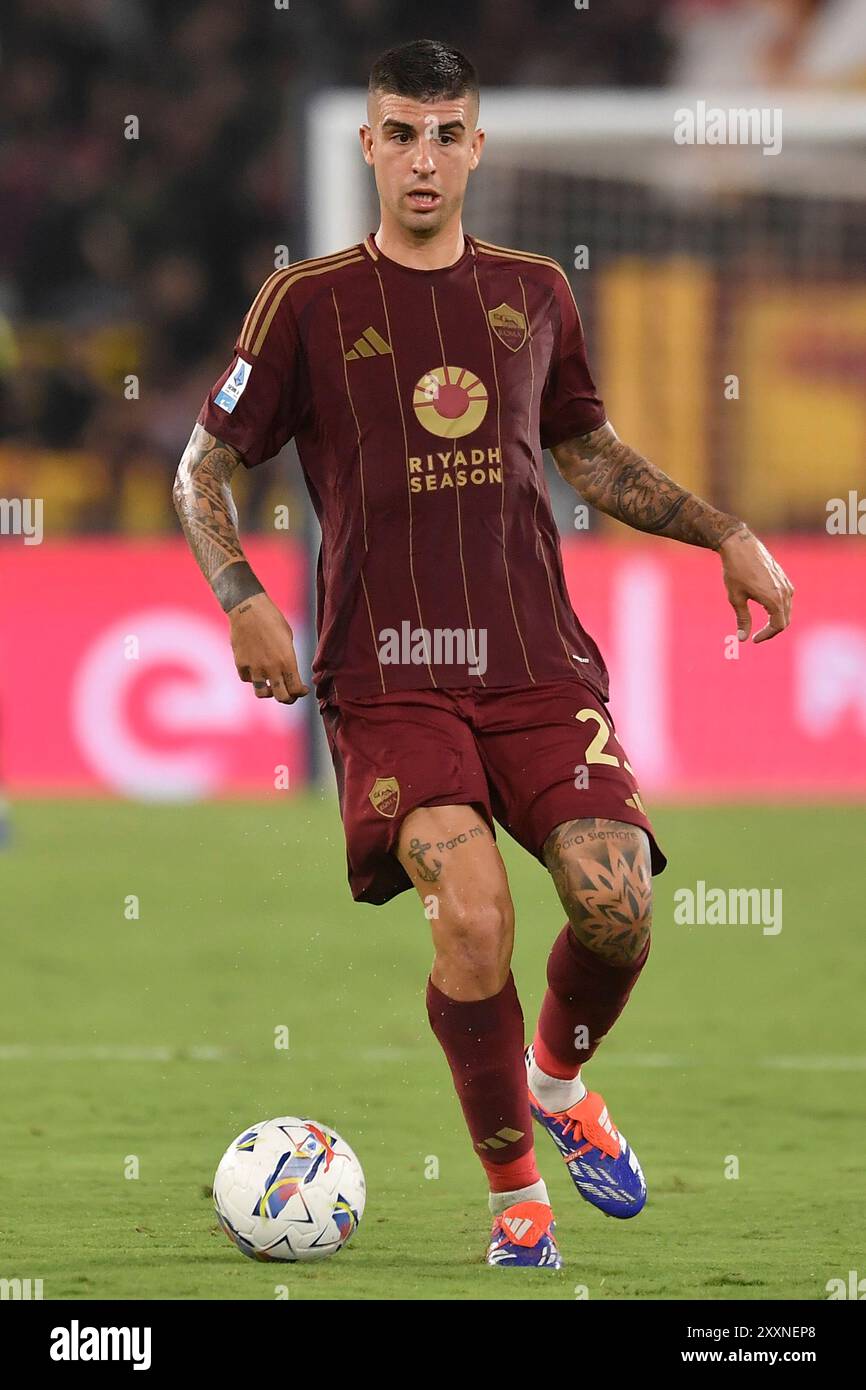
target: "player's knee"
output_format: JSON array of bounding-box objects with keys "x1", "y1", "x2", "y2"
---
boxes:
[
  {"x1": 434, "y1": 894, "x2": 514, "y2": 985},
  {"x1": 546, "y1": 820, "x2": 654, "y2": 967},
  {"x1": 567, "y1": 892, "x2": 652, "y2": 967}
]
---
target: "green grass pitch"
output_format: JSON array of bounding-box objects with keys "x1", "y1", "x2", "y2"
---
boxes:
[{"x1": 1, "y1": 796, "x2": 864, "y2": 1301}]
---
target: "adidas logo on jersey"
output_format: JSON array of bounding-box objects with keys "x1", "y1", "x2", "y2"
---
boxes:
[{"x1": 345, "y1": 326, "x2": 392, "y2": 360}]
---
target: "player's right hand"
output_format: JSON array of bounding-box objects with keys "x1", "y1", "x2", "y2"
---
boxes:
[{"x1": 228, "y1": 592, "x2": 310, "y2": 703}]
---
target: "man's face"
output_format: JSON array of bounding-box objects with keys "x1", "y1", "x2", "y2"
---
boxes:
[{"x1": 360, "y1": 90, "x2": 484, "y2": 238}]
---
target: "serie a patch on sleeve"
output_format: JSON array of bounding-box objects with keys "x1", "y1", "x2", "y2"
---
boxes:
[{"x1": 215, "y1": 357, "x2": 253, "y2": 413}]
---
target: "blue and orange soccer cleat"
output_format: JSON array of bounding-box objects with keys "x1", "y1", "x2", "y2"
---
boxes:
[
  {"x1": 526, "y1": 1047, "x2": 647, "y2": 1219},
  {"x1": 485, "y1": 1200, "x2": 563, "y2": 1268}
]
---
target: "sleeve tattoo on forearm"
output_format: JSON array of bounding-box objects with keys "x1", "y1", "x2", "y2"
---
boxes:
[
  {"x1": 553, "y1": 425, "x2": 745, "y2": 550},
  {"x1": 173, "y1": 425, "x2": 264, "y2": 611}
]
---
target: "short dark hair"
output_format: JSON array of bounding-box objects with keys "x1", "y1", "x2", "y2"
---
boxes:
[{"x1": 368, "y1": 39, "x2": 479, "y2": 108}]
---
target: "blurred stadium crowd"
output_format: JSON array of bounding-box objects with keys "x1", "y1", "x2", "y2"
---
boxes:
[{"x1": 1, "y1": 0, "x2": 864, "y2": 535}]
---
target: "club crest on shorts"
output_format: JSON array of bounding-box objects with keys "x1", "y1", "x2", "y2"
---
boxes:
[
  {"x1": 487, "y1": 302, "x2": 527, "y2": 351},
  {"x1": 369, "y1": 776, "x2": 400, "y2": 818}
]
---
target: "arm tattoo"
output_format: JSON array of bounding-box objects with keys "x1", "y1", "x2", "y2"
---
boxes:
[
  {"x1": 543, "y1": 817, "x2": 652, "y2": 965},
  {"x1": 172, "y1": 424, "x2": 264, "y2": 612},
  {"x1": 552, "y1": 423, "x2": 746, "y2": 550}
]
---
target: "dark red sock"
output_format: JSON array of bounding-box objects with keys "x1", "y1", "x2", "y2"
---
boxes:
[
  {"x1": 534, "y1": 925, "x2": 651, "y2": 1079},
  {"x1": 426, "y1": 972, "x2": 540, "y2": 1193}
]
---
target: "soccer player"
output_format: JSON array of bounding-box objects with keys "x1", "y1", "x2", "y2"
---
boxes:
[{"x1": 174, "y1": 39, "x2": 793, "y2": 1268}]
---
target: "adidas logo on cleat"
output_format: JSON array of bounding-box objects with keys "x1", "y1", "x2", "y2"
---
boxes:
[
  {"x1": 502, "y1": 1215, "x2": 534, "y2": 1241},
  {"x1": 597, "y1": 1106, "x2": 619, "y2": 1143}
]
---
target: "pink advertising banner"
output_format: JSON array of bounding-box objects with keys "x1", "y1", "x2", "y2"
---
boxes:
[
  {"x1": 0, "y1": 539, "x2": 308, "y2": 797},
  {"x1": 0, "y1": 536, "x2": 863, "y2": 798}
]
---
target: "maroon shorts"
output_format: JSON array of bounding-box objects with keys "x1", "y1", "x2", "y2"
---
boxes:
[{"x1": 320, "y1": 678, "x2": 667, "y2": 905}]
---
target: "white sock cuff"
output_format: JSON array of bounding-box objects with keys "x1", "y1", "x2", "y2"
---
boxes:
[
  {"x1": 488, "y1": 1178, "x2": 550, "y2": 1216},
  {"x1": 527, "y1": 1045, "x2": 587, "y2": 1111}
]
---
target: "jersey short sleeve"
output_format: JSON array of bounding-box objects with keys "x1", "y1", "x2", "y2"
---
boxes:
[
  {"x1": 197, "y1": 274, "x2": 307, "y2": 467},
  {"x1": 539, "y1": 269, "x2": 606, "y2": 449}
]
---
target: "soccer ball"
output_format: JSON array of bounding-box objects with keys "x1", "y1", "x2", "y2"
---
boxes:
[{"x1": 213, "y1": 1116, "x2": 366, "y2": 1262}]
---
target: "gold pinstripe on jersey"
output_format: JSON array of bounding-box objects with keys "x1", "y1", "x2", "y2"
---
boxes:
[
  {"x1": 428, "y1": 284, "x2": 484, "y2": 687},
  {"x1": 471, "y1": 262, "x2": 535, "y2": 683}
]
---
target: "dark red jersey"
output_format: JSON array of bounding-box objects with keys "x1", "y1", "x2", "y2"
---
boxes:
[{"x1": 198, "y1": 233, "x2": 609, "y2": 702}]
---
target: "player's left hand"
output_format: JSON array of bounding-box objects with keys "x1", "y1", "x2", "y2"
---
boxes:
[{"x1": 720, "y1": 527, "x2": 794, "y2": 644}]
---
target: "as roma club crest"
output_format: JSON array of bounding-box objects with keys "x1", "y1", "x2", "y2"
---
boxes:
[
  {"x1": 369, "y1": 776, "x2": 400, "y2": 819},
  {"x1": 487, "y1": 302, "x2": 527, "y2": 352}
]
